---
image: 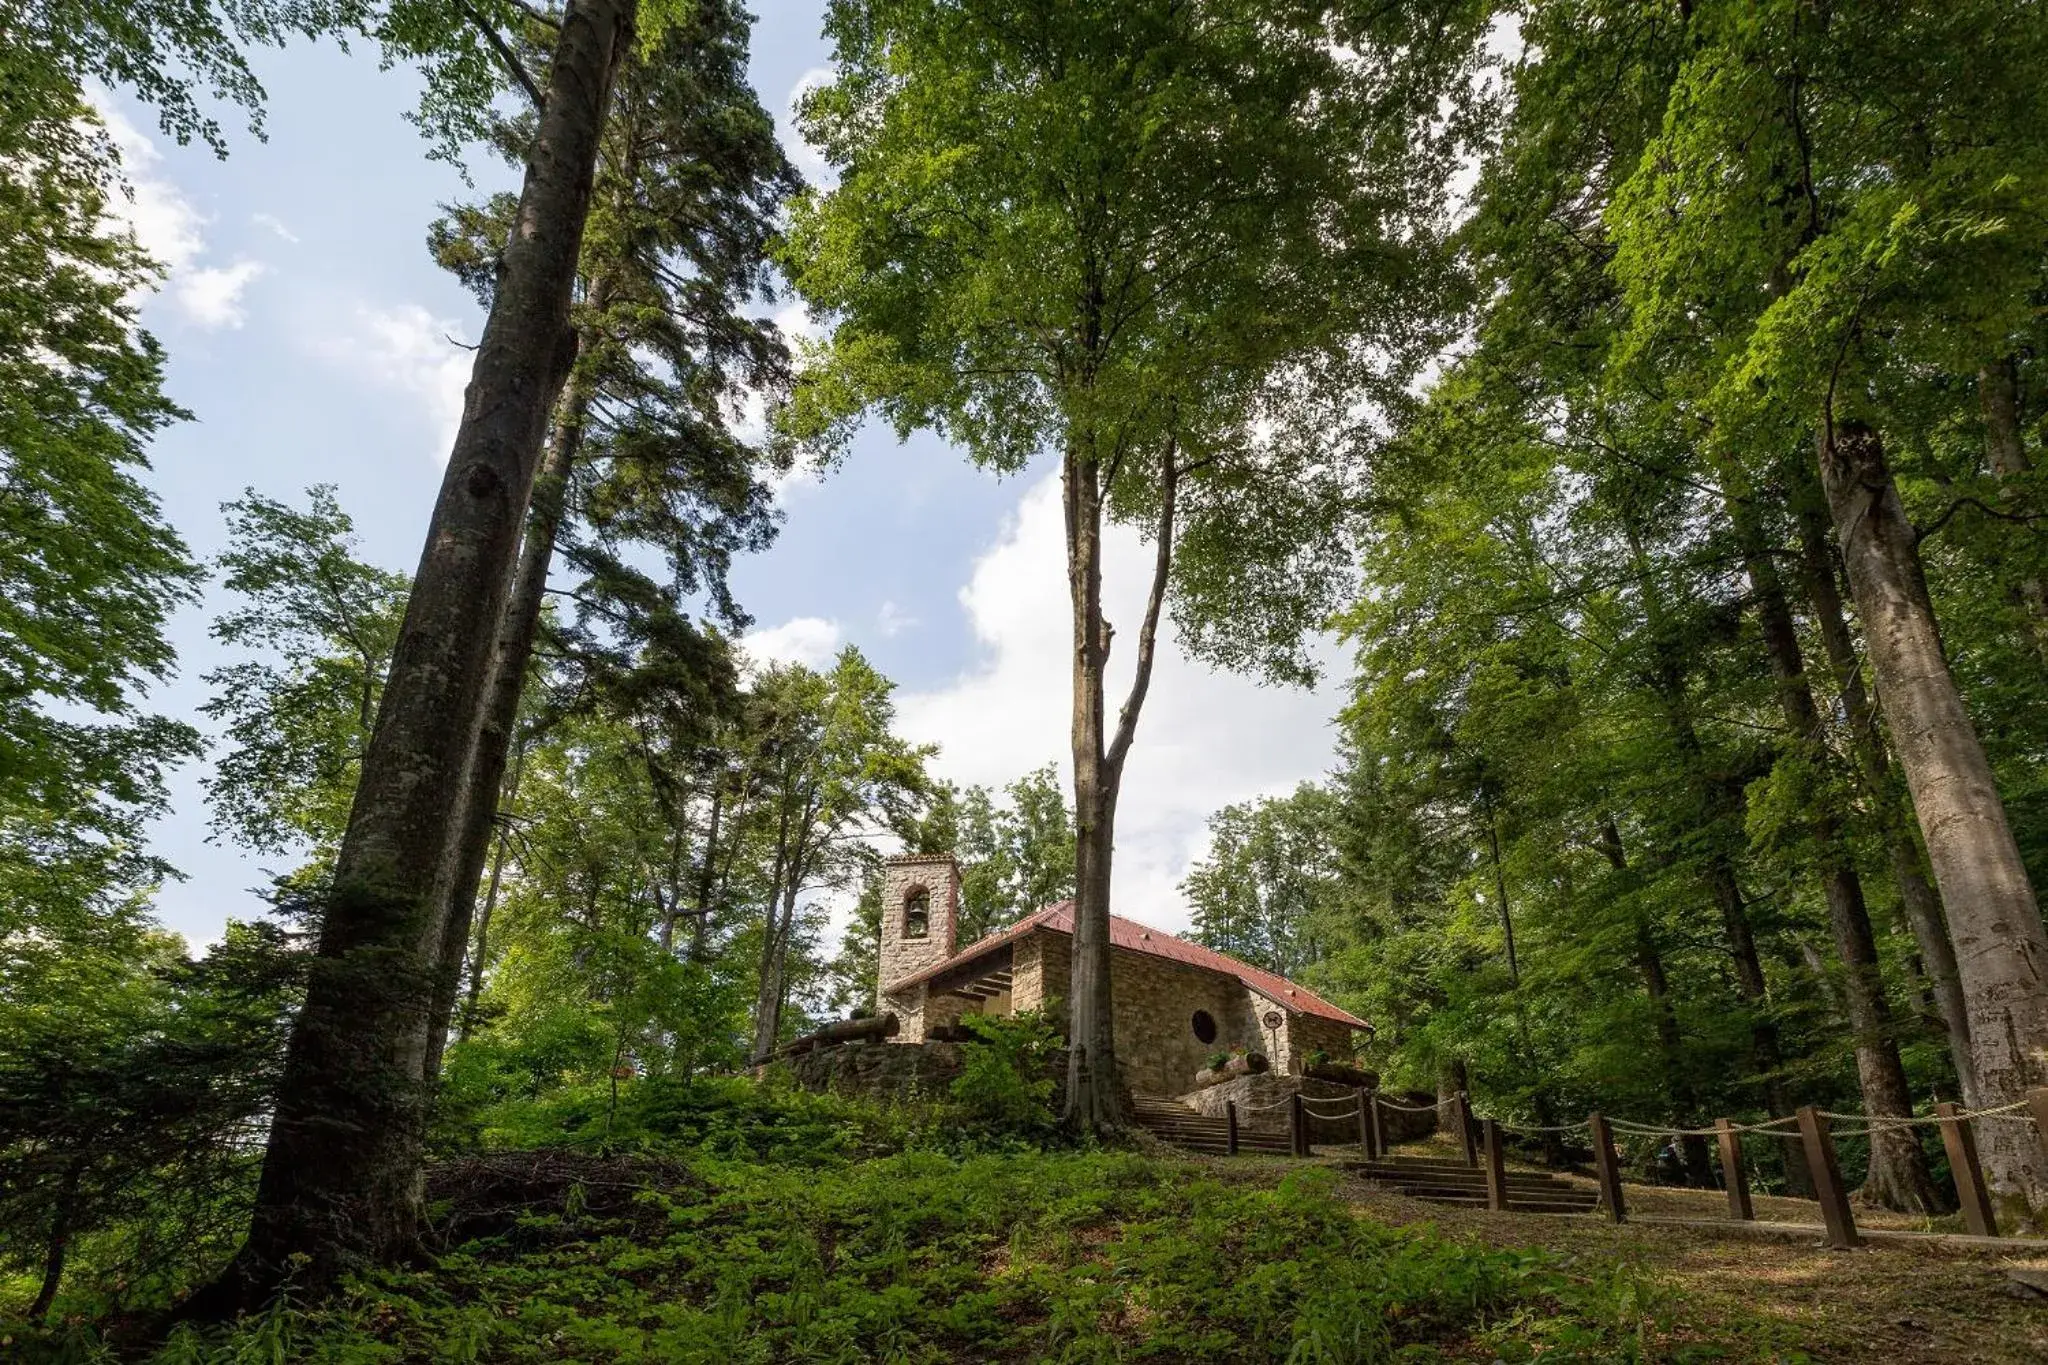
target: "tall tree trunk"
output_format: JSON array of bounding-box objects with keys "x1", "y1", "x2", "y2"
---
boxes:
[
  {"x1": 423, "y1": 278, "x2": 610, "y2": 1086},
  {"x1": 1061, "y1": 430, "x2": 1175, "y2": 1130},
  {"x1": 1726, "y1": 492, "x2": 1945, "y2": 1212},
  {"x1": 29, "y1": 1157, "x2": 82, "y2": 1322},
  {"x1": 1980, "y1": 359, "x2": 2048, "y2": 666},
  {"x1": 1816, "y1": 417, "x2": 2048, "y2": 1213},
  {"x1": 192, "y1": 1, "x2": 633, "y2": 1311},
  {"x1": 751, "y1": 880, "x2": 800, "y2": 1060},
  {"x1": 1598, "y1": 819, "x2": 1710, "y2": 1181},
  {"x1": 1622, "y1": 522, "x2": 1803, "y2": 1166},
  {"x1": 457, "y1": 818, "x2": 510, "y2": 1043},
  {"x1": 1064, "y1": 434, "x2": 1122, "y2": 1128},
  {"x1": 749, "y1": 806, "x2": 797, "y2": 1060},
  {"x1": 687, "y1": 778, "x2": 725, "y2": 963},
  {"x1": 1788, "y1": 479, "x2": 1977, "y2": 1102},
  {"x1": 1489, "y1": 810, "x2": 1569, "y2": 1165}
]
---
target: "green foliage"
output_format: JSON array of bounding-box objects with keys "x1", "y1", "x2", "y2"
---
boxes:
[
  {"x1": 951, "y1": 765, "x2": 1077, "y2": 942},
  {"x1": 106, "y1": 1099, "x2": 1729, "y2": 1364},
  {"x1": 1184, "y1": 784, "x2": 1339, "y2": 980},
  {"x1": 0, "y1": 921, "x2": 300, "y2": 1321},
  {"x1": 782, "y1": 0, "x2": 1482, "y2": 686},
  {"x1": 949, "y1": 1010, "x2": 1060, "y2": 1136},
  {"x1": 427, "y1": 0, "x2": 795, "y2": 632},
  {"x1": 5, "y1": 0, "x2": 352, "y2": 153},
  {"x1": 0, "y1": 53, "x2": 203, "y2": 946},
  {"x1": 201, "y1": 487, "x2": 409, "y2": 861}
]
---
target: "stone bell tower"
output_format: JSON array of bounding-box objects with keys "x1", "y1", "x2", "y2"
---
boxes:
[{"x1": 876, "y1": 853, "x2": 961, "y2": 1003}]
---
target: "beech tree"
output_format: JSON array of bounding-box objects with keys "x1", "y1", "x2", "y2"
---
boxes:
[
  {"x1": 202, "y1": 488, "x2": 409, "y2": 863},
  {"x1": 200, "y1": 0, "x2": 646, "y2": 1309},
  {"x1": 420, "y1": 0, "x2": 794, "y2": 1090},
  {"x1": 1185, "y1": 785, "x2": 1338, "y2": 981},
  {"x1": 1597, "y1": 0, "x2": 2048, "y2": 1209},
  {"x1": 740, "y1": 650, "x2": 932, "y2": 1060},
  {"x1": 782, "y1": 0, "x2": 1480, "y2": 1129}
]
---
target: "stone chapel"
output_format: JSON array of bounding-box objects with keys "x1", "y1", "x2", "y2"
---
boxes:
[{"x1": 874, "y1": 852, "x2": 1367, "y2": 1096}]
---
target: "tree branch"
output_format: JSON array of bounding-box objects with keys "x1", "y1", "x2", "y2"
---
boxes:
[
  {"x1": 1106, "y1": 438, "x2": 1177, "y2": 775},
  {"x1": 457, "y1": 0, "x2": 546, "y2": 112},
  {"x1": 1916, "y1": 495, "x2": 2048, "y2": 543}
]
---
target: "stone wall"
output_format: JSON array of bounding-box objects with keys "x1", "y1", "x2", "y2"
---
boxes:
[
  {"x1": 1011, "y1": 933, "x2": 1048, "y2": 1013},
  {"x1": 878, "y1": 855, "x2": 966, "y2": 1042},
  {"x1": 785, "y1": 1038, "x2": 965, "y2": 1103},
  {"x1": 877, "y1": 855, "x2": 962, "y2": 1010},
  {"x1": 1019, "y1": 928, "x2": 1254, "y2": 1095},
  {"x1": 1008, "y1": 929, "x2": 1359, "y2": 1096},
  {"x1": 783, "y1": 1038, "x2": 1070, "y2": 1109},
  {"x1": 1288, "y1": 1014, "x2": 1360, "y2": 1073}
]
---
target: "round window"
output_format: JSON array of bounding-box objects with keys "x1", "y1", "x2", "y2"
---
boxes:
[{"x1": 1191, "y1": 1009, "x2": 1218, "y2": 1044}]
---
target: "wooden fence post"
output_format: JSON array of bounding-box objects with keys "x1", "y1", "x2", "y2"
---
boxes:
[
  {"x1": 1481, "y1": 1118, "x2": 1509, "y2": 1211},
  {"x1": 1368, "y1": 1089, "x2": 1386, "y2": 1160},
  {"x1": 1935, "y1": 1101, "x2": 1997, "y2": 1238},
  {"x1": 1290, "y1": 1092, "x2": 1308, "y2": 1157},
  {"x1": 1588, "y1": 1113, "x2": 1625, "y2": 1223},
  {"x1": 1226, "y1": 1101, "x2": 1239, "y2": 1157},
  {"x1": 1356, "y1": 1088, "x2": 1373, "y2": 1159},
  {"x1": 1796, "y1": 1105, "x2": 1861, "y2": 1248},
  {"x1": 1714, "y1": 1119, "x2": 1752, "y2": 1222},
  {"x1": 1457, "y1": 1092, "x2": 1478, "y2": 1168}
]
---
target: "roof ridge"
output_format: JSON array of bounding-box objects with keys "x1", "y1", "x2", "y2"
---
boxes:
[{"x1": 886, "y1": 899, "x2": 1367, "y2": 1030}]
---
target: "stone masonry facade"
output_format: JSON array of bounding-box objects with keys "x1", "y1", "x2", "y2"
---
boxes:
[
  {"x1": 875, "y1": 854, "x2": 962, "y2": 1042},
  {"x1": 876, "y1": 854, "x2": 1365, "y2": 1096}
]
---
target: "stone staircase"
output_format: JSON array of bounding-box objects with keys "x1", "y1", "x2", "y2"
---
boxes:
[
  {"x1": 1130, "y1": 1092, "x2": 1294, "y2": 1155},
  {"x1": 1343, "y1": 1155, "x2": 1600, "y2": 1214}
]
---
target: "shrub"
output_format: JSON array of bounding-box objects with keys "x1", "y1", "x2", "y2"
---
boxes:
[{"x1": 950, "y1": 1010, "x2": 1060, "y2": 1135}]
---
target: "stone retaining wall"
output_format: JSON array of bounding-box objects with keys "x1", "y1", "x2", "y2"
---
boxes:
[
  {"x1": 783, "y1": 1038, "x2": 1070, "y2": 1109},
  {"x1": 784, "y1": 1039, "x2": 964, "y2": 1103}
]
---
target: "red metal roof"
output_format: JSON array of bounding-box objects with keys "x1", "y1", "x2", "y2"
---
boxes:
[{"x1": 891, "y1": 901, "x2": 1368, "y2": 1030}]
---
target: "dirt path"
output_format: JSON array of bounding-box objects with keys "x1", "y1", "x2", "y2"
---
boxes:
[{"x1": 1188, "y1": 1146, "x2": 2048, "y2": 1362}]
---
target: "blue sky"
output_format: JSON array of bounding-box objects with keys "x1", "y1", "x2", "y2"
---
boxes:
[{"x1": 108, "y1": 0, "x2": 1347, "y2": 951}]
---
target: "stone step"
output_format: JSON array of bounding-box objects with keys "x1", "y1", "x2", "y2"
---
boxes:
[
  {"x1": 1350, "y1": 1166, "x2": 1582, "y2": 1191},
  {"x1": 1386, "y1": 1182, "x2": 1596, "y2": 1202},
  {"x1": 1355, "y1": 1165, "x2": 1580, "y2": 1185}
]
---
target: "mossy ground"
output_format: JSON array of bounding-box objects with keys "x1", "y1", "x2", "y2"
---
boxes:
[{"x1": 6, "y1": 1081, "x2": 2037, "y2": 1362}]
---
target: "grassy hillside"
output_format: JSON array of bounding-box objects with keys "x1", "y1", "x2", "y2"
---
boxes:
[
  {"x1": 16, "y1": 1072, "x2": 2046, "y2": 1362},
  {"x1": 7, "y1": 1076, "x2": 1804, "y2": 1364}
]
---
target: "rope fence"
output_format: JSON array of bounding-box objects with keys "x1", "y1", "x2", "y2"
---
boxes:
[{"x1": 1217, "y1": 1077, "x2": 2048, "y2": 1246}]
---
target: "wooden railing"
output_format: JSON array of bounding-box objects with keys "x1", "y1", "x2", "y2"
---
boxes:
[{"x1": 1241, "y1": 1082, "x2": 2047, "y2": 1246}]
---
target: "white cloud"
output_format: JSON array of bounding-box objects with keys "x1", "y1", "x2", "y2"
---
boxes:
[
  {"x1": 877, "y1": 600, "x2": 917, "y2": 638},
  {"x1": 779, "y1": 67, "x2": 839, "y2": 190},
  {"x1": 175, "y1": 259, "x2": 266, "y2": 329},
  {"x1": 91, "y1": 96, "x2": 268, "y2": 331},
  {"x1": 898, "y1": 472, "x2": 1344, "y2": 935},
  {"x1": 252, "y1": 211, "x2": 300, "y2": 243},
  {"x1": 315, "y1": 303, "x2": 474, "y2": 458},
  {"x1": 743, "y1": 615, "x2": 844, "y2": 671}
]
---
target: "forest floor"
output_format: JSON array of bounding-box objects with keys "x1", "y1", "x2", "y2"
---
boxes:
[
  {"x1": 21, "y1": 1079, "x2": 2046, "y2": 1363},
  {"x1": 1187, "y1": 1135, "x2": 2048, "y2": 1364}
]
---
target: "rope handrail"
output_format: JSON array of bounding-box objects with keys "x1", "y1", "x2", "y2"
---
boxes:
[
  {"x1": 1602, "y1": 1116, "x2": 1798, "y2": 1138},
  {"x1": 1958, "y1": 1097, "x2": 2034, "y2": 1120},
  {"x1": 1497, "y1": 1121, "x2": 1588, "y2": 1135},
  {"x1": 1372, "y1": 1096, "x2": 1451, "y2": 1114}
]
